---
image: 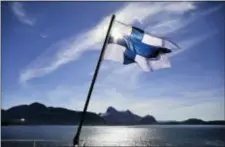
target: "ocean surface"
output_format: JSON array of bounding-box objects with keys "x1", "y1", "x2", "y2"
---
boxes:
[{"x1": 1, "y1": 125, "x2": 225, "y2": 147}]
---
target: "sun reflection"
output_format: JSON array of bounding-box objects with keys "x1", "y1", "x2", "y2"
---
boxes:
[
  {"x1": 111, "y1": 28, "x2": 124, "y2": 41},
  {"x1": 84, "y1": 126, "x2": 147, "y2": 146}
]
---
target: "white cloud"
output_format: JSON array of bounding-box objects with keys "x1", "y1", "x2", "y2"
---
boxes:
[
  {"x1": 169, "y1": 30, "x2": 218, "y2": 57},
  {"x1": 40, "y1": 33, "x2": 48, "y2": 38},
  {"x1": 164, "y1": 2, "x2": 195, "y2": 13},
  {"x1": 26, "y1": 86, "x2": 225, "y2": 120},
  {"x1": 11, "y1": 2, "x2": 35, "y2": 26},
  {"x1": 3, "y1": 79, "x2": 223, "y2": 121},
  {"x1": 98, "y1": 63, "x2": 141, "y2": 91},
  {"x1": 19, "y1": 2, "x2": 198, "y2": 83},
  {"x1": 90, "y1": 64, "x2": 224, "y2": 120},
  {"x1": 82, "y1": 87, "x2": 224, "y2": 121},
  {"x1": 148, "y1": 4, "x2": 223, "y2": 36}
]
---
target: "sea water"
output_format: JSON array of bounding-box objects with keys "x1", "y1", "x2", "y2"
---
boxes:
[{"x1": 2, "y1": 125, "x2": 225, "y2": 146}]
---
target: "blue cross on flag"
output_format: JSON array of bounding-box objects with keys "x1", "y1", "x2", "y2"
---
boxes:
[{"x1": 104, "y1": 21, "x2": 179, "y2": 71}]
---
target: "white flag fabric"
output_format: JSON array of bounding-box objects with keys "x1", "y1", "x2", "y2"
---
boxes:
[{"x1": 104, "y1": 21, "x2": 177, "y2": 71}]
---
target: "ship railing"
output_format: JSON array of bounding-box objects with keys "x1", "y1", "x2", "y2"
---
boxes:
[{"x1": 1, "y1": 139, "x2": 85, "y2": 147}]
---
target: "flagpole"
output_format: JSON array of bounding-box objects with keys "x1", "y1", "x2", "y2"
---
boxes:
[{"x1": 73, "y1": 14, "x2": 115, "y2": 146}]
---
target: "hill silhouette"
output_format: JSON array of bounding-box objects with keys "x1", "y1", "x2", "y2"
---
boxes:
[
  {"x1": 99, "y1": 106, "x2": 142, "y2": 125},
  {"x1": 2, "y1": 102, "x2": 225, "y2": 126},
  {"x1": 2, "y1": 102, "x2": 105, "y2": 125}
]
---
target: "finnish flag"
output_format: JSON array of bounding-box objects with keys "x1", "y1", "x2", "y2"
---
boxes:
[{"x1": 104, "y1": 21, "x2": 178, "y2": 71}]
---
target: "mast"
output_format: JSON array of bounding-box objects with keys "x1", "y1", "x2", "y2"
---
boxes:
[{"x1": 73, "y1": 14, "x2": 116, "y2": 146}]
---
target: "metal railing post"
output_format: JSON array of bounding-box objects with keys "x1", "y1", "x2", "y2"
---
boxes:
[{"x1": 33, "y1": 140, "x2": 36, "y2": 147}]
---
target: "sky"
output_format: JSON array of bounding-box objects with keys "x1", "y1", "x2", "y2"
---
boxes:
[{"x1": 1, "y1": 2, "x2": 225, "y2": 121}]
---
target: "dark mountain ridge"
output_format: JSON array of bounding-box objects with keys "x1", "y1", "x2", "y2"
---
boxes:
[
  {"x1": 2, "y1": 102, "x2": 105, "y2": 125},
  {"x1": 2, "y1": 103, "x2": 225, "y2": 126},
  {"x1": 99, "y1": 106, "x2": 156, "y2": 125}
]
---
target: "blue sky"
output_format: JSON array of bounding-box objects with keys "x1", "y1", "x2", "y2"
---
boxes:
[{"x1": 1, "y1": 2, "x2": 224, "y2": 121}]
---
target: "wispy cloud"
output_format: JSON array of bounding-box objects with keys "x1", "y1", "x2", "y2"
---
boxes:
[
  {"x1": 148, "y1": 3, "x2": 223, "y2": 36},
  {"x1": 40, "y1": 33, "x2": 48, "y2": 39},
  {"x1": 4, "y1": 85, "x2": 223, "y2": 121},
  {"x1": 80, "y1": 86, "x2": 224, "y2": 121},
  {"x1": 20, "y1": 2, "x2": 199, "y2": 83},
  {"x1": 11, "y1": 2, "x2": 35, "y2": 26},
  {"x1": 170, "y1": 30, "x2": 218, "y2": 57}
]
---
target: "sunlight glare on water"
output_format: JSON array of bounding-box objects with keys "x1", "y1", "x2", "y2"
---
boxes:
[
  {"x1": 2, "y1": 125, "x2": 225, "y2": 146},
  {"x1": 81, "y1": 126, "x2": 155, "y2": 146}
]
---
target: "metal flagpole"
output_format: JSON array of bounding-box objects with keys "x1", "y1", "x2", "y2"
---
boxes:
[{"x1": 73, "y1": 14, "x2": 115, "y2": 147}]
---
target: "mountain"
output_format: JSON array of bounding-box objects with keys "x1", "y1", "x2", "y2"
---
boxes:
[
  {"x1": 2, "y1": 103, "x2": 225, "y2": 126},
  {"x1": 181, "y1": 118, "x2": 205, "y2": 124},
  {"x1": 181, "y1": 118, "x2": 225, "y2": 125},
  {"x1": 2, "y1": 102, "x2": 105, "y2": 125},
  {"x1": 100, "y1": 106, "x2": 143, "y2": 125},
  {"x1": 139, "y1": 115, "x2": 157, "y2": 124}
]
